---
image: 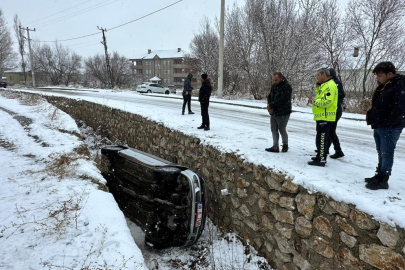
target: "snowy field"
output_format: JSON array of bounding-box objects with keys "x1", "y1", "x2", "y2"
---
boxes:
[
  {"x1": 11, "y1": 86, "x2": 405, "y2": 230},
  {"x1": 0, "y1": 91, "x2": 272, "y2": 269}
]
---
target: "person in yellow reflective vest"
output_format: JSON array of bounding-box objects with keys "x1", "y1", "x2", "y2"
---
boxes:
[{"x1": 307, "y1": 68, "x2": 338, "y2": 166}]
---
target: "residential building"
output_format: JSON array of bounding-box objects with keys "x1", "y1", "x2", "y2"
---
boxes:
[
  {"x1": 4, "y1": 68, "x2": 32, "y2": 85},
  {"x1": 129, "y1": 48, "x2": 198, "y2": 89}
]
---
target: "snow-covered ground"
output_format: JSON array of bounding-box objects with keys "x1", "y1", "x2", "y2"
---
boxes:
[
  {"x1": 11, "y1": 87, "x2": 405, "y2": 229},
  {"x1": 0, "y1": 91, "x2": 273, "y2": 269}
]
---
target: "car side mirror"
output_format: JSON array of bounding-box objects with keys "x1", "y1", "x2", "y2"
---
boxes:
[{"x1": 172, "y1": 156, "x2": 178, "y2": 164}]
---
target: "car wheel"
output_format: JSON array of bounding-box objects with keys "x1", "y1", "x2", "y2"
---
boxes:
[
  {"x1": 165, "y1": 90, "x2": 169, "y2": 95},
  {"x1": 147, "y1": 90, "x2": 152, "y2": 93}
]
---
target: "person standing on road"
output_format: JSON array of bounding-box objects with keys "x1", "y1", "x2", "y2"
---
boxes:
[
  {"x1": 265, "y1": 72, "x2": 292, "y2": 153},
  {"x1": 365, "y1": 61, "x2": 405, "y2": 190},
  {"x1": 308, "y1": 68, "x2": 338, "y2": 167},
  {"x1": 197, "y1": 73, "x2": 212, "y2": 131},
  {"x1": 327, "y1": 68, "x2": 346, "y2": 159},
  {"x1": 182, "y1": 73, "x2": 194, "y2": 115}
]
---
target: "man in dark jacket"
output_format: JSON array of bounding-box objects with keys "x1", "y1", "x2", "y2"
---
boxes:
[
  {"x1": 327, "y1": 68, "x2": 346, "y2": 159},
  {"x1": 265, "y1": 72, "x2": 292, "y2": 153},
  {"x1": 197, "y1": 73, "x2": 212, "y2": 131},
  {"x1": 365, "y1": 61, "x2": 405, "y2": 190},
  {"x1": 182, "y1": 73, "x2": 194, "y2": 115}
]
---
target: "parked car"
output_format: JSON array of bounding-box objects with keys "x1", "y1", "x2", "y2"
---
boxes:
[
  {"x1": 101, "y1": 145, "x2": 207, "y2": 249},
  {"x1": 136, "y1": 82, "x2": 170, "y2": 94},
  {"x1": 167, "y1": 85, "x2": 176, "y2": 94},
  {"x1": 0, "y1": 77, "x2": 6, "y2": 88}
]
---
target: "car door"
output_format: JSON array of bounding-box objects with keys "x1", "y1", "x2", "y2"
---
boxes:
[
  {"x1": 156, "y1": 85, "x2": 164, "y2": 93},
  {"x1": 148, "y1": 84, "x2": 156, "y2": 92}
]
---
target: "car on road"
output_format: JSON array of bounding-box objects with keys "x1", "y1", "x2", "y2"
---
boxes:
[
  {"x1": 101, "y1": 145, "x2": 207, "y2": 249},
  {"x1": 136, "y1": 82, "x2": 170, "y2": 94},
  {"x1": 0, "y1": 77, "x2": 6, "y2": 88},
  {"x1": 167, "y1": 85, "x2": 176, "y2": 94}
]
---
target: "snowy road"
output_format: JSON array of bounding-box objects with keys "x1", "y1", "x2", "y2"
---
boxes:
[{"x1": 11, "y1": 87, "x2": 405, "y2": 228}]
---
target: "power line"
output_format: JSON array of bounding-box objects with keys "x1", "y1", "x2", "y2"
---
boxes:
[
  {"x1": 39, "y1": 32, "x2": 100, "y2": 42},
  {"x1": 36, "y1": 0, "x2": 183, "y2": 43},
  {"x1": 109, "y1": 0, "x2": 183, "y2": 31},
  {"x1": 65, "y1": 39, "x2": 101, "y2": 47},
  {"x1": 35, "y1": 0, "x2": 118, "y2": 29},
  {"x1": 26, "y1": 0, "x2": 93, "y2": 24}
]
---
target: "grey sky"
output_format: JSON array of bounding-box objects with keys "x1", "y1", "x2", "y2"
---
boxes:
[{"x1": 2, "y1": 0, "x2": 350, "y2": 59}]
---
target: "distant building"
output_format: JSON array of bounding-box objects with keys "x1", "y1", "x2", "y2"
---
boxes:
[
  {"x1": 129, "y1": 48, "x2": 198, "y2": 89},
  {"x1": 4, "y1": 68, "x2": 32, "y2": 85}
]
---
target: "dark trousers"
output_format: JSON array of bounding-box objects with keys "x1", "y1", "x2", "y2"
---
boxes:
[
  {"x1": 200, "y1": 102, "x2": 210, "y2": 127},
  {"x1": 316, "y1": 121, "x2": 333, "y2": 162},
  {"x1": 327, "y1": 111, "x2": 342, "y2": 152},
  {"x1": 373, "y1": 128, "x2": 403, "y2": 176},
  {"x1": 182, "y1": 94, "x2": 191, "y2": 112}
]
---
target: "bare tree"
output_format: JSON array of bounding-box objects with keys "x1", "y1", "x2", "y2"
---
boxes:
[
  {"x1": 85, "y1": 52, "x2": 132, "y2": 88},
  {"x1": 33, "y1": 42, "x2": 82, "y2": 86},
  {"x1": 312, "y1": 0, "x2": 353, "y2": 79},
  {"x1": 189, "y1": 17, "x2": 219, "y2": 89},
  {"x1": 346, "y1": 0, "x2": 405, "y2": 97},
  {"x1": 0, "y1": 9, "x2": 16, "y2": 75},
  {"x1": 13, "y1": 15, "x2": 27, "y2": 82}
]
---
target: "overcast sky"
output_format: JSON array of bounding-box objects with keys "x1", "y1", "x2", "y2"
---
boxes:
[{"x1": 1, "y1": 0, "x2": 349, "y2": 59}]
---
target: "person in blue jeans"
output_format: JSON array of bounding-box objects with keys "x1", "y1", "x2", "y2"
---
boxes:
[{"x1": 366, "y1": 61, "x2": 405, "y2": 190}]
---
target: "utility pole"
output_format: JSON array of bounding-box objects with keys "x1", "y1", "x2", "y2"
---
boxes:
[
  {"x1": 217, "y1": 0, "x2": 225, "y2": 98},
  {"x1": 20, "y1": 26, "x2": 36, "y2": 87},
  {"x1": 98, "y1": 26, "x2": 114, "y2": 89}
]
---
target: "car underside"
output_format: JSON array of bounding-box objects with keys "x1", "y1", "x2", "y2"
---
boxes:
[{"x1": 101, "y1": 145, "x2": 206, "y2": 249}]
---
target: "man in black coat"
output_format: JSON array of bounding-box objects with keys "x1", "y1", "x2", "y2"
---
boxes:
[
  {"x1": 265, "y1": 72, "x2": 293, "y2": 153},
  {"x1": 327, "y1": 68, "x2": 346, "y2": 159},
  {"x1": 197, "y1": 73, "x2": 212, "y2": 131},
  {"x1": 365, "y1": 61, "x2": 405, "y2": 190},
  {"x1": 182, "y1": 73, "x2": 194, "y2": 115}
]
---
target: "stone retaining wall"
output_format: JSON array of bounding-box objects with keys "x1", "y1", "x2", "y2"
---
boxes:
[{"x1": 43, "y1": 96, "x2": 405, "y2": 270}]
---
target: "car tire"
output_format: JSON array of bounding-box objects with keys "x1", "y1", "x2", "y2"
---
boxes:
[
  {"x1": 165, "y1": 90, "x2": 169, "y2": 95},
  {"x1": 147, "y1": 90, "x2": 152, "y2": 93}
]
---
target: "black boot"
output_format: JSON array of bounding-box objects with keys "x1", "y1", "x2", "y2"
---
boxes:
[
  {"x1": 182, "y1": 111, "x2": 185, "y2": 115},
  {"x1": 311, "y1": 155, "x2": 320, "y2": 161},
  {"x1": 365, "y1": 175, "x2": 389, "y2": 190},
  {"x1": 188, "y1": 111, "x2": 195, "y2": 114},
  {"x1": 204, "y1": 125, "x2": 210, "y2": 131},
  {"x1": 308, "y1": 159, "x2": 326, "y2": 167},
  {"x1": 265, "y1": 146, "x2": 279, "y2": 153},
  {"x1": 281, "y1": 144, "x2": 288, "y2": 153},
  {"x1": 197, "y1": 124, "x2": 205, "y2": 129},
  {"x1": 330, "y1": 150, "x2": 344, "y2": 159},
  {"x1": 364, "y1": 167, "x2": 379, "y2": 183}
]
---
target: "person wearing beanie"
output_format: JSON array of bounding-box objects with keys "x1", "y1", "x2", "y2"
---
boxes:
[
  {"x1": 327, "y1": 68, "x2": 346, "y2": 159},
  {"x1": 197, "y1": 73, "x2": 212, "y2": 131}
]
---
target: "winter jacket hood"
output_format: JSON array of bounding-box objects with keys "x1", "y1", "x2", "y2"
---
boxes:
[
  {"x1": 267, "y1": 78, "x2": 292, "y2": 116},
  {"x1": 312, "y1": 78, "x2": 338, "y2": 122},
  {"x1": 183, "y1": 73, "x2": 193, "y2": 94}
]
